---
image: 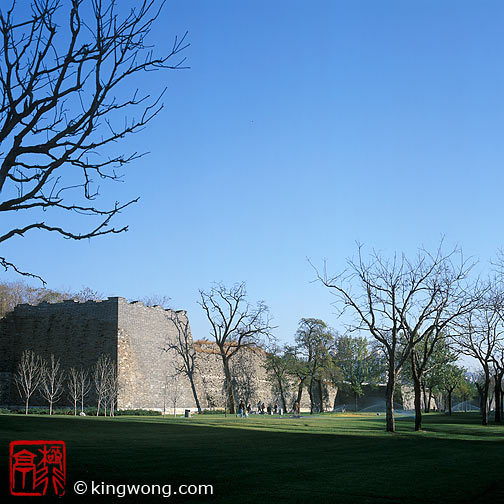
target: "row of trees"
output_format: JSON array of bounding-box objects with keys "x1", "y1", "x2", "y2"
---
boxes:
[
  {"x1": 312, "y1": 244, "x2": 504, "y2": 431},
  {"x1": 14, "y1": 350, "x2": 117, "y2": 416},
  {"x1": 264, "y1": 320, "x2": 384, "y2": 414},
  {"x1": 264, "y1": 318, "x2": 480, "y2": 417},
  {"x1": 192, "y1": 244, "x2": 504, "y2": 432}
]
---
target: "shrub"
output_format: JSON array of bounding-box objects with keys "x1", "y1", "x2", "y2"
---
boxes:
[{"x1": 115, "y1": 409, "x2": 162, "y2": 416}]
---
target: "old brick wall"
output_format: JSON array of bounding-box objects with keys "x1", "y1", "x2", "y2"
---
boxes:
[
  {"x1": 192, "y1": 340, "x2": 337, "y2": 413},
  {"x1": 116, "y1": 299, "x2": 194, "y2": 411},
  {"x1": 0, "y1": 297, "x2": 346, "y2": 413},
  {"x1": 0, "y1": 298, "x2": 119, "y2": 406}
]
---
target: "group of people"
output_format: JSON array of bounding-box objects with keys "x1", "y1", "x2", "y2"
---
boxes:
[
  {"x1": 237, "y1": 400, "x2": 251, "y2": 417},
  {"x1": 237, "y1": 400, "x2": 286, "y2": 417}
]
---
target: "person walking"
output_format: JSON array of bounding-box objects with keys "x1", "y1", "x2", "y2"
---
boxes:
[{"x1": 238, "y1": 400, "x2": 246, "y2": 418}]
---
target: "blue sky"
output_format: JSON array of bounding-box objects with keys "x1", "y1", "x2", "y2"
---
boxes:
[{"x1": 3, "y1": 1, "x2": 504, "y2": 357}]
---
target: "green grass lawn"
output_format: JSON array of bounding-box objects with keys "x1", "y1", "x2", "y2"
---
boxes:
[{"x1": 1, "y1": 412, "x2": 502, "y2": 503}]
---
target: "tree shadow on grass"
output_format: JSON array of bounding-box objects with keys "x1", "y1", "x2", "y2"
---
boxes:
[{"x1": 0, "y1": 414, "x2": 501, "y2": 504}]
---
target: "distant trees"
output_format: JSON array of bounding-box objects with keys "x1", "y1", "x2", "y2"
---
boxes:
[
  {"x1": 438, "y1": 364, "x2": 465, "y2": 416},
  {"x1": 294, "y1": 318, "x2": 334, "y2": 413},
  {"x1": 453, "y1": 285, "x2": 504, "y2": 425},
  {"x1": 135, "y1": 295, "x2": 171, "y2": 309},
  {"x1": 0, "y1": 280, "x2": 104, "y2": 319},
  {"x1": 333, "y1": 336, "x2": 384, "y2": 411},
  {"x1": 199, "y1": 282, "x2": 274, "y2": 414},
  {"x1": 264, "y1": 344, "x2": 291, "y2": 411}
]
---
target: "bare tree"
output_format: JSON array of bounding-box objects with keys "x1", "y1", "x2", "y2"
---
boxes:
[
  {"x1": 94, "y1": 354, "x2": 112, "y2": 416},
  {"x1": 313, "y1": 243, "x2": 474, "y2": 432},
  {"x1": 199, "y1": 282, "x2": 274, "y2": 414},
  {"x1": 453, "y1": 285, "x2": 504, "y2": 425},
  {"x1": 167, "y1": 373, "x2": 183, "y2": 417},
  {"x1": 67, "y1": 367, "x2": 79, "y2": 416},
  {"x1": 138, "y1": 294, "x2": 171, "y2": 309},
  {"x1": 105, "y1": 362, "x2": 118, "y2": 416},
  {"x1": 163, "y1": 310, "x2": 201, "y2": 412},
  {"x1": 72, "y1": 287, "x2": 104, "y2": 303},
  {"x1": 77, "y1": 367, "x2": 91, "y2": 414},
  {"x1": 0, "y1": 0, "x2": 188, "y2": 282},
  {"x1": 401, "y1": 250, "x2": 475, "y2": 431},
  {"x1": 14, "y1": 349, "x2": 42, "y2": 414},
  {"x1": 40, "y1": 354, "x2": 65, "y2": 415}
]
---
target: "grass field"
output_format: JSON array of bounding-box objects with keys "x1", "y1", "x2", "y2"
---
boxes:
[{"x1": 1, "y1": 412, "x2": 503, "y2": 503}]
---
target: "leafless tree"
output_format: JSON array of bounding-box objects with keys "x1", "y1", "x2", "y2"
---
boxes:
[
  {"x1": 166, "y1": 373, "x2": 183, "y2": 417},
  {"x1": 40, "y1": 354, "x2": 65, "y2": 414},
  {"x1": 14, "y1": 349, "x2": 43, "y2": 414},
  {"x1": 401, "y1": 250, "x2": 476, "y2": 430},
  {"x1": 313, "y1": 243, "x2": 475, "y2": 432},
  {"x1": 94, "y1": 354, "x2": 112, "y2": 416},
  {"x1": 67, "y1": 367, "x2": 79, "y2": 416},
  {"x1": 72, "y1": 287, "x2": 104, "y2": 303},
  {"x1": 163, "y1": 310, "x2": 201, "y2": 411},
  {"x1": 78, "y1": 367, "x2": 91, "y2": 414},
  {"x1": 0, "y1": 0, "x2": 188, "y2": 282},
  {"x1": 199, "y1": 282, "x2": 274, "y2": 414},
  {"x1": 105, "y1": 362, "x2": 118, "y2": 416},
  {"x1": 137, "y1": 294, "x2": 171, "y2": 309},
  {"x1": 453, "y1": 284, "x2": 504, "y2": 425}
]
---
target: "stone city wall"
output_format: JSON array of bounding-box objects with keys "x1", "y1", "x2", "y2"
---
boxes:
[
  {"x1": 0, "y1": 298, "x2": 119, "y2": 406},
  {"x1": 0, "y1": 297, "x2": 407, "y2": 413}
]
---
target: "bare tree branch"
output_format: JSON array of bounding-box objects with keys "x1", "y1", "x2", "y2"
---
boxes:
[{"x1": 0, "y1": 0, "x2": 188, "y2": 280}]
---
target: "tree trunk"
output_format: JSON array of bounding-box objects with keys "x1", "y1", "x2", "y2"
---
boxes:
[
  {"x1": 422, "y1": 382, "x2": 428, "y2": 413},
  {"x1": 494, "y1": 372, "x2": 502, "y2": 423},
  {"x1": 482, "y1": 378, "x2": 489, "y2": 426},
  {"x1": 222, "y1": 357, "x2": 236, "y2": 414},
  {"x1": 427, "y1": 388, "x2": 433, "y2": 413},
  {"x1": 413, "y1": 375, "x2": 422, "y2": 431},
  {"x1": 25, "y1": 398, "x2": 29, "y2": 415},
  {"x1": 411, "y1": 352, "x2": 422, "y2": 431},
  {"x1": 278, "y1": 379, "x2": 287, "y2": 412},
  {"x1": 308, "y1": 378, "x2": 314, "y2": 414},
  {"x1": 296, "y1": 377, "x2": 305, "y2": 405},
  {"x1": 447, "y1": 390, "x2": 452, "y2": 415},
  {"x1": 188, "y1": 374, "x2": 202, "y2": 413},
  {"x1": 318, "y1": 379, "x2": 324, "y2": 413},
  {"x1": 385, "y1": 368, "x2": 396, "y2": 433}
]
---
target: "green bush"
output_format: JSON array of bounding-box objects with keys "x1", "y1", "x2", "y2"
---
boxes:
[
  {"x1": 200, "y1": 409, "x2": 226, "y2": 415},
  {"x1": 115, "y1": 409, "x2": 162, "y2": 416}
]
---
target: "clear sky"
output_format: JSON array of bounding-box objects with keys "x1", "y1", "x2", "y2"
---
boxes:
[{"x1": 3, "y1": 1, "x2": 504, "y2": 358}]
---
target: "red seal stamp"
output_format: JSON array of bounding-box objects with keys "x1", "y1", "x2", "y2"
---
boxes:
[{"x1": 9, "y1": 440, "x2": 66, "y2": 496}]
